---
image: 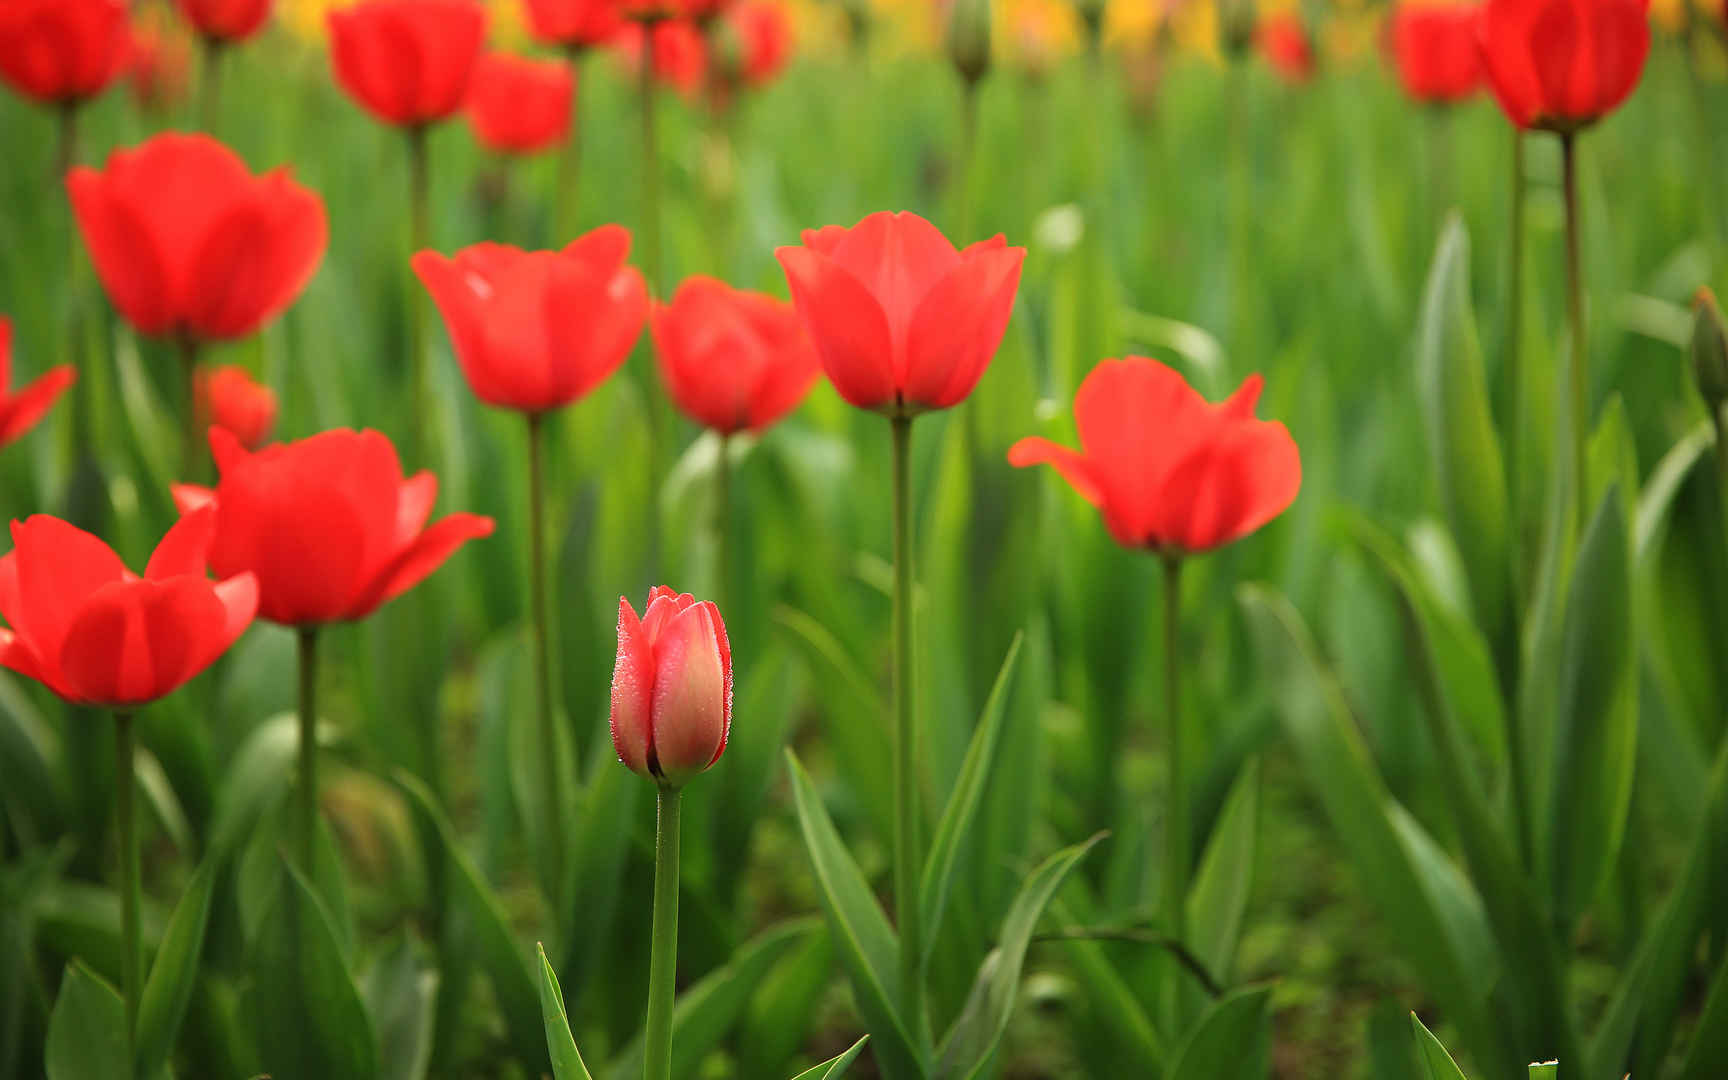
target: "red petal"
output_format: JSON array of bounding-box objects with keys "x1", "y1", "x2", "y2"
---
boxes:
[
  {"x1": 9, "y1": 515, "x2": 128, "y2": 664},
  {"x1": 145, "y1": 504, "x2": 216, "y2": 580},
  {"x1": 776, "y1": 246, "x2": 895, "y2": 410},
  {"x1": 171, "y1": 483, "x2": 217, "y2": 515},
  {"x1": 1007, "y1": 436, "x2": 1105, "y2": 506},
  {"x1": 184, "y1": 172, "x2": 327, "y2": 341},
  {"x1": 823, "y1": 211, "x2": 959, "y2": 355},
  {"x1": 67, "y1": 167, "x2": 176, "y2": 336},
  {"x1": 563, "y1": 223, "x2": 631, "y2": 273},
  {"x1": 1150, "y1": 420, "x2": 1302, "y2": 553},
  {"x1": 610, "y1": 595, "x2": 654, "y2": 777},
  {"x1": 902, "y1": 244, "x2": 1024, "y2": 409},
  {"x1": 648, "y1": 601, "x2": 727, "y2": 784},
  {"x1": 0, "y1": 365, "x2": 76, "y2": 449},
  {"x1": 347, "y1": 512, "x2": 494, "y2": 619}
]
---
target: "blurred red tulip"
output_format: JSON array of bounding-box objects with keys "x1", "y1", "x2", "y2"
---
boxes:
[
  {"x1": 466, "y1": 52, "x2": 574, "y2": 155},
  {"x1": 126, "y1": 21, "x2": 193, "y2": 113},
  {"x1": 0, "y1": 0, "x2": 129, "y2": 106},
  {"x1": 172, "y1": 428, "x2": 493, "y2": 625},
  {"x1": 651, "y1": 277, "x2": 819, "y2": 434},
  {"x1": 196, "y1": 365, "x2": 276, "y2": 450},
  {"x1": 67, "y1": 133, "x2": 327, "y2": 343},
  {"x1": 0, "y1": 318, "x2": 76, "y2": 453},
  {"x1": 1388, "y1": 4, "x2": 1481, "y2": 104},
  {"x1": 177, "y1": 0, "x2": 273, "y2": 43},
  {"x1": 712, "y1": 0, "x2": 792, "y2": 92},
  {"x1": 1476, "y1": 0, "x2": 1647, "y2": 131},
  {"x1": 327, "y1": 0, "x2": 486, "y2": 127},
  {"x1": 0, "y1": 509, "x2": 257, "y2": 707},
  {"x1": 414, "y1": 226, "x2": 647, "y2": 414},
  {"x1": 525, "y1": 0, "x2": 623, "y2": 48},
  {"x1": 611, "y1": 586, "x2": 731, "y2": 787},
  {"x1": 1009, "y1": 357, "x2": 1302, "y2": 554},
  {"x1": 776, "y1": 211, "x2": 1024, "y2": 416},
  {"x1": 1257, "y1": 13, "x2": 1314, "y2": 83},
  {"x1": 613, "y1": 19, "x2": 708, "y2": 95}
]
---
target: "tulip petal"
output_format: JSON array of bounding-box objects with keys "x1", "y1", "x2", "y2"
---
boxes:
[
  {"x1": 396, "y1": 472, "x2": 438, "y2": 549},
  {"x1": 0, "y1": 628, "x2": 55, "y2": 697},
  {"x1": 415, "y1": 250, "x2": 501, "y2": 404},
  {"x1": 347, "y1": 512, "x2": 494, "y2": 620},
  {"x1": 542, "y1": 260, "x2": 647, "y2": 410},
  {"x1": 145, "y1": 504, "x2": 216, "y2": 580},
  {"x1": 704, "y1": 599, "x2": 731, "y2": 767},
  {"x1": 1218, "y1": 374, "x2": 1264, "y2": 420},
  {"x1": 648, "y1": 602, "x2": 727, "y2": 784},
  {"x1": 11, "y1": 515, "x2": 128, "y2": 662},
  {"x1": 171, "y1": 483, "x2": 218, "y2": 516},
  {"x1": 185, "y1": 174, "x2": 327, "y2": 341},
  {"x1": 1150, "y1": 421, "x2": 1302, "y2": 553},
  {"x1": 58, "y1": 578, "x2": 227, "y2": 705},
  {"x1": 197, "y1": 572, "x2": 258, "y2": 671},
  {"x1": 824, "y1": 211, "x2": 959, "y2": 353},
  {"x1": 610, "y1": 596, "x2": 654, "y2": 777},
  {"x1": 1006, "y1": 437, "x2": 1105, "y2": 506},
  {"x1": 67, "y1": 169, "x2": 177, "y2": 336},
  {"x1": 0, "y1": 365, "x2": 76, "y2": 450},
  {"x1": 563, "y1": 223, "x2": 631, "y2": 274},
  {"x1": 902, "y1": 245, "x2": 1024, "y2": 409},
  {"x1": 776, "y1": 246, "x2": 895, "y2": 411}
]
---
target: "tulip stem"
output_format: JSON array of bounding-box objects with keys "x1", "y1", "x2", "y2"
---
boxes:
[
  {"x1": 60, "y1": 102, "x2": 93, "y2": 480},
  {"x1": 408, "y1": 126, "x2": 431, "y2": 467},
  {"x1": 114, "y1": 711, "x2": 140, "y2": 1079},
  {"x1": 178, "y1": 338, "x2": 201, "y2": 480},
  {"x1": 200, "y1": 37, "x2": 224, "y2": 135},
  {"x1": 644, "y1": 786, "x2": 682, "y2": 1080},
  {"x1": 955, "y1": 76, "x2": 980, "y2": 243},
  {"x1": 1160, "y1": 554, "x2": 1186, "y2": 949},
  {"x1": 527, "y1": 412, "x2": 566, "y2": 912},
  {"x1": 1561, "y1": 131, "x2": 1587, "y2": 534},
  {"x1": 639, "y1": 29, "x2": 663, "y2": 297},
  {"x1": 889, "y1": 413, "x2": 924, "y2": 1042},
  {"x1": 557, "y1": 45, "x2": 586, "y2": 242},
  {"x1": 298, "y1": 626, "x2": 319, "y2": 873},
  {"x1": 1504, "y1": 127, "x2": 1534, "y2": 869}
]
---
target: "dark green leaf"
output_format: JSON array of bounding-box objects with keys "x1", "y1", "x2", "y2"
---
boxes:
[
  {"x1": 45, "y1": 963, "x2": 127, "y2": 1080},
  {"x1": 135, "y1": 858, "x2": 217, "y2": 1076},
  {"x1": 1187, "y1": 758, "x2": 1259, "y2": 984},
  {"x1": 789, "y1": 1036, "x2": 871, "y2": 1080},
  {"x1": 1411, "y1": 1013, "x2": 1469, "y2": 1080},
  {"x1": 1166, "y1": 985, "x2": 1273, "y2": 1080},
  {"x1": 538, "y1": 942, "x2": 595, "y2": 1080},
  {"x1": 361, "y1": 935, "x2": 438, "y2": 1080}
]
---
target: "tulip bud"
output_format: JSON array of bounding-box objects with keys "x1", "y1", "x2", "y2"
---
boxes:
[
  {"x1": 945, "y1": 0, "x2": 991, "y2": 87},
  {"x1": 610, "y1": 587, "x2": 733, "y2": 788},
  {"x1": 1217, "y1": 0, "x2": 1257, "y2": 59},
  {"x1": 1693, "y1": 288, "x2": 1728, "y2": 414}
]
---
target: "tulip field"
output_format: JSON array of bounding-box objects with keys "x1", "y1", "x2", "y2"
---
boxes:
[{"x1": 2, "y1": 0, "x2": 1725, "y2": 1077}]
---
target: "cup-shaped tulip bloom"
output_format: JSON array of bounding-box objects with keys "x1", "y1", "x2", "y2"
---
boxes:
[
  {"x1": 1009, "y1": 357, "x2": 1301, "y2": 554},
  {"x1": 524, "y1": 0, "x2": 621, "y2": 48},
  {"x1": 413, "y1": 226, "x2": 648, "y2": 414},
  {"x1": 1257, "y1": 13, "x2": 1314, "y2": 84},
  {"x1": 466, "y1": 52, "x2": 573, "y2": 155},
  {"x1": 176, "y1": 0, "x2": 273, "y2": 43},
  {"x1": 172, "y1": 428, "x2": 494, "y2": 625},
  {"x1": 651, "y1": 277, "x2": 818, "y2": 435},
  {"x1": 776, "y1": 211, "x2": 1024, "y2": 416},
  {"x1": 0, "y1": 318, "x2": 76, "y2": 453},
  {"x1": 613, "y1": 20, "x2": 708, "y2": 96},
  {"x1": 611, "y1": 586, "x2": 731, "y2": 787},
  {"x1": 68, "y1": 133, "x2": 327, "y2": 343},
  {"x1": 0, "y1": 510, "x2": 257, "y2": 707},
  {"x1": 1477, "y1": 0, "x2": 1647, "y2": 132},
  {"x1": 1388, "y1": 4, "x2": 1481, "y2": 104},
  {"x1": 327, "y1": 0, "x2": 486, "y2": 128},
  {"x1": 0, "y1": 0, "x2": 128, "y2": 106},
  {"x1": 196, "y1": 365, "x2": 276, "y2": 450},
  {"x1": 711, "y1": 0, "x2": 793, "y2": 95}
]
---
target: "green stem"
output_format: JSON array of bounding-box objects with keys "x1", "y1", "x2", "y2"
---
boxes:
[
  {"x1": 114, "y1": 711, "x2": 140, "y2": 1079},
  {"x1": 1561, "y1": 131, "x2": 1588, "y2": 534},
  {"x1": 639, "y1": 33, "x2": 663, "y2": 297},
  {"x1": 714, "y1": 432, "x2": 731, "y2": 618},
  {"x1": 955, "y1": 76, "x2": 980, "y2": 242},
  {"x1": 199, "y1": 37, "x2": 223, "y2": 134},
  {"x1": 1427, "y1": 106, "x2": 1450, "y2": 227},
  {"x1": 1160, "y1": 554, "x2": 1186, "y2": 945},
  {"x1": 889, "y1": 414, "x2": 923, "y2": 1040},
  {"x1": 178, "y1": 338, "x2": 200, "y2": 481},
  {"x1": 1713, "y1": 406, "x2": 1728, "y2": 574},
  {"x1": 556, "y1": 45, "x2": 585, "y2": 241},
  {"x1": 60, "y1": 103, "x2": 92, "y2": 464},
  {"x1": 408, "y1": 126, "x2": 431, "y2": 466},
  {"x1": 527, "y1": 413, "x2": 565, "y2": 907},
  {"x1": 644, "y1": 786, "x2": 682, "y2": 1080},
  {"x1": 298, "y1": 626, "x2": 319, "y2": 872},
  {"x1": 1505, "y1": 128, "x2": 1533, "y2": 869}
]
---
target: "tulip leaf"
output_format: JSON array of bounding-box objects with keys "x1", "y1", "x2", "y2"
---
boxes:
[
  {"x1": 134, "y1": 857, "x2": 217, "y2": 1076},
  {"x1": 538, "y1": 942, "x2": 596, "y2": 1080},
  {"x1": 208, "y1": 713, "x2": 333, "y2": 858},
  {"x1": 936, "y1": 832, "x2": 1103, "y2": 1080},
  {"x1": 784, "y1": 750, "x2": 923, "y2": 1079},
  {"x1": 1187, "y1": 757, "x2": 1259, "y2": 984},
  {"x1": 1678, "y1": 948, "x2": 1728, "y2": 1080},
  {"x1": 1165, "y1": 984, "x2": 1274, "y2": 1080},
  {"x1": 1411, "y1": 1013, "x2": 1469, "y2": 1080},
  {"x1": 1049, "y1": 894, "x2": 1169, "y2": 1071},
  {"x1": 0, "y1": 673, "x2": 62, "y2": 843},
  {"x1": 360, "y1": 934, "x2": 438, "y2": 1080},
  {"x1": 738, "y1": 925, "x2": 836, "y2": 1073},
  {"x1": 918, "y1": 632, "x2": 1023, "y2": 967},
  {"x1": 1527, "y1": 1063, "x2": 1558, "y2": 1079},
  {"x1": 45, "y1": 962, "x2": 127, "y2": 1080},
  {"x1": 789, "y1": 1036, "x2": 871, "y2": 1080}
]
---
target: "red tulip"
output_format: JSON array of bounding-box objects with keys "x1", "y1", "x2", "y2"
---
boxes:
[
  {"x1": 466, "y1": 52, "x2": 574, "y2": 155},
  {"x1": 651, "y1": 277, "x2": 819, "y2": 434},
  {"x1": 327, "y1": 0, "x2": 486, "y2": 128},
  {"x1": 414, "y1": 226, "x2": 647, "y2": 415},
  {"x1": 712, "y1": 0, "x2": 793, "y2": 92},
  {"x1": 1008, "y1": 357, "x2": 1301, "y2": 554},
  {"x1": 610, "y1": 586, "x2": 731, "y2": 787},
  {"x1": 171, "y1": 428, "x2": 494, "y2": 625},
  {"x1": 67, "y1": 133, "x2": 327, "y2": 343},
  {"x1": 524, "y1": 0, "x2": 622, "y2": 48},
  {"x1": 1257, "y1": 13, "x2": 1314, "y2": 84},
  {"x1": 1387, "y1": 4, "x2": 1482, "y2": 104},
  {"x1": 176, "y1": 0, "x2": 273, "y2": 43},
  {"x1": 196, "y1": 365, "x2": 276, "y2": 450},
  {"x1": 1476, "y1": 0, "x2": 1648, "y2": 131},
  {"x1": 0, "y1": 509, "x2": 257, "y2": 707},
  {"x1": 0, "y1": 0, "x2": 129, "y2": 106},
  {"x1": 127, "y1": 20, "x2": 193, "y2": 113},
  {"x1": 0, "y1": 318, "x2": 76, "y2": 453},
  {"x1": 776, "y1": 211, "x2": 1024, "y2": 416},
  {"x1": 613, "y1": 19, "x2": 708, "y2": 95}
]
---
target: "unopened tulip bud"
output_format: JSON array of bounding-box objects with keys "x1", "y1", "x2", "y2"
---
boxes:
[
  {"x1": 1693, "y1": 288, "x2": 1728, "y2": 413},
  {"x1": 610, "y1": 586, "x2": 732, "y2": 788},
  {"x1": 946, "y1": 0, "x2": 991, "y2": 86}
]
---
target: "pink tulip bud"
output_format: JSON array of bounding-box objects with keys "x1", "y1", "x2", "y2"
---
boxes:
[{"x1": 610, "y1": 586, "x2": 732, "y2": 787}]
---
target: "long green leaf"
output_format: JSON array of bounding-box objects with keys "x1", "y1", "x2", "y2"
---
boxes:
[
  {"x1": 1187, "y1": 757, "x2": 1259, "y2": 983},
  {"x1": 538, "y1": 943, "x2": 595, "y2": 1080},
  {"x1": 789, "y1": 1036, "x2": 871, "y2": 1080},
  {"x1": 1166, "y1": 985, "x2": 1274, "y2": 1080},
  {"x1": 45, "y1": 963, "x2": 127, "y2": 1080},
  {"x1": 1677, "y1": 946, "x2": 1728, "y2": 1080},
  {"x1": 1411, "y1": 1013, "x2": 1469, "y2": 1080},
  {"x1": 134, "y1": 858, "x2": 217, "y2": 1076},
  {"x1": 361, "y1": 935, "x2": 438, "y2": 1080}
]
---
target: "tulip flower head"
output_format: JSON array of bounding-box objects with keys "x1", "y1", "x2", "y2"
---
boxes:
[
  {"x1": 709, "y1": 0, "x2": 793, "y2": 99},
  {"x1": 776, "y1": 211, "x2": 1024, "y2": 417},
  {"x1": 613, "y1": 19, "x2": 708, "y2": 96},
  {"x1": 414, "y1": 226, "x2": 648, "y2": 414},
  {"x1": 1009, "y1": 357, "x2": 1302, "y2": 555},
  {"x1": 177, "y1": 0, "x2": 274, "y2": 43},
  {"x1": 611, "y1": 587, "x2": 732, "y2": 788},
  {"x1": 172, "y1": 427, "x2": 494, "y2": 625},
  {"x1": 1387, "y1": 4, "x2": 1481, "y2": 105},
  {"x1": 67, "y1": 133, "x2": 327, "y2": 343},
  {"x1": 465, "y1": 52, "x2": 574, "y2": 155},
  {"x1": 196, "y1": 365, "x2": 277, "y2": 450},
  {"x1": 0, "y1": 0, "x2": 128, "y2": 107},
  {"x1": 1258, "y1": 13, "x2": 1315, "y2": 84},
  {"x1": 0, "y1": 318, "x2": 76, "y2": 454},
  {"x1": 524, "y1": 0, "x2": 622, "y2": 48},
  {"x1": 327, "y1": 0, "x2": 487, "y2": 128},
  {"x1": 1476, "y1": 0, "x2": 1648, "y2": 132},
  {"x1": 0, "y1": 509, "x2": 257, "y2": 707},
  {"x1": 651, "y1": 277, "x2": 819, "y2": 435}
]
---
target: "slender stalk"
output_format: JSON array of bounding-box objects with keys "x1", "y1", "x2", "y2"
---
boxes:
[
  {"x1": 114, "y1": 711, "x2": 140, "y2": 1079},
  {"x1": 644, "y1": 786, "x2": 682, "y2": 1080},
  {"x1": 1713, "y1": 405, "x2": 1728, "y2": 572},
  {"x1": 639, "y1": 31, "x2": 663, "y2": 296},
  {"x1": 1505, "y1": 128, "x2": 1533, "y2": 869},
  {"x1": 1426, "y1": 106, "x2": 1450, "y2": 227},
  {"x1": 889, "y1": 414, "x2": 923, "y2": 1038},
  {"x1": 199, "y1": 37, "x2": 223, "y2": 134},
  {"x1": 55, "y1": 102, "x2": 79, "y2": 179},
  {"x1": 955, "y1": 76, "x2": 980, "y2": 242},
  {"x1": 556, "y1": 45, "x2": 586, "y2": 242},
  {"x1": 1561, "y1": 131, "x2": 1588, "y2": 533},
  {"x1": 407, "y1": 126, "x2": 431, "y2": 466},
  {"x1": 527, "y1": 413, "x2": 565, "y2": 907},
  {"x1": 714, "y1": 432, "x2": 731, "y2": 618},
  {"x1": 1160, "y1": 554, "x2": 1186, "y2": 944},
  {"x1": 297, "y1": 626, "x2": 320, "y2": 872},
  {"x1": 178, "y1": 338, "x2": 200, "y2": 480},
  {"x1": 59, "y1": 103, "x2": 93, "y2": 465}
]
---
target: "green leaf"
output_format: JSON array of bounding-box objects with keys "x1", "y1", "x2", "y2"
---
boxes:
[
  {"x1": 361, "y1": 935, "x2": 438, "y2": 1080},
  {"x1": 1049, "y1": 892, "x2": 1169, "y2": 1072},
  {"x1": 45, "y1": 962, "x2": 127, "y2": 1080},
  {"x1": 134, "y1": 858, "x2": 217, "y2": 1076},
  {"x1": 538, "y1": 942, "x2": 595, "y2": 1080},
  {"x1": 1677, "y1": 947, "x2": 1728, "y2": 1080},
  {"x1": 918, "y1": 633, "x2": 1022, "y2": 965},
  {"x1": 1187, "y1": 758, "x2": 1259, "y2": 984},
  {"x1": 1633, "y1": 421, "x2": 1710, "y2": 565},
  {"x1": 1527, "y1": 1063, "x2": 1557, "y2": 1079},
  {"x1": 0, "y1": 674, "x2": 63, "y2": 842},
  {"x1": 208, "y1": 713, "x2": 328, "y2": 858},
  {"x1": 789, "y1": 1036, "x2": 871, "y2": 1080},
  {"x1": 1166, "y1": 985, "x2": 1274, "y2": 1080},
  {"x1": 936, "y1": 832, "x2": 1103, "y2": 1080},
  {"x1": 1411, "y1": 1013, "x2": 1469, "y2": 1080},
  {"x1": 1550, "y1": 489, "x2": 1635, "y2": 931},
  {"x1": 784, "y1": 750, "x2": 923, "y2": 1079},
  {"x1": 247, "y1": 859, "x2": 377, "y2": 1080}
]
